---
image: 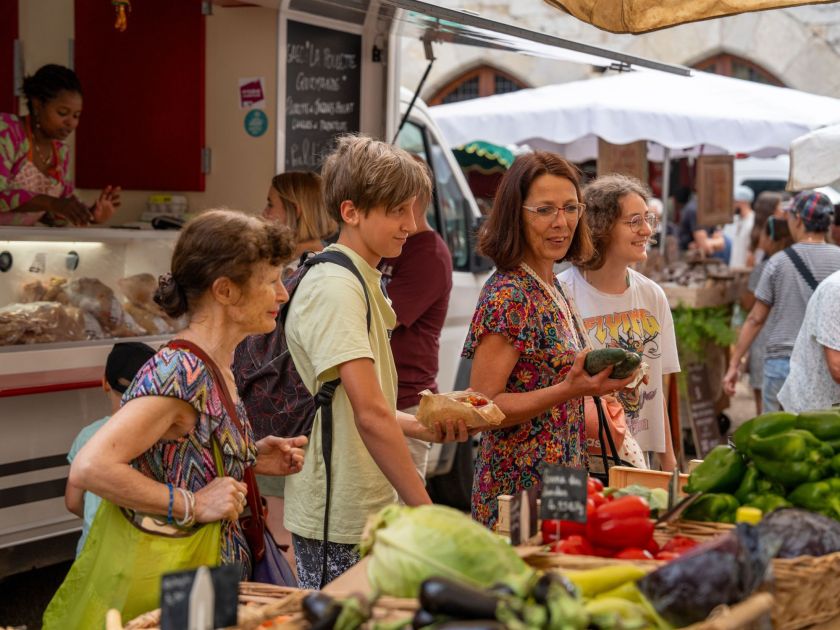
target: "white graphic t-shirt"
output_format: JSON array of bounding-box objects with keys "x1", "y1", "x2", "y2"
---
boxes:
[{"x1": 558, "y1": 266, "x2": 681, "y2": 452}]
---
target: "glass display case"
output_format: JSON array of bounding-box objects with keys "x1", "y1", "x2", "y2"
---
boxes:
[
  {"x1": 0, "y1": 225, "x2": 179, "y2": 396},
  {"x1": 0, "y1": 227, "x2": 179, "y2": 564}
]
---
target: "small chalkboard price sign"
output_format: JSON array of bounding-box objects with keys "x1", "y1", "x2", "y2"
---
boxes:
[
  {"x1": 539, "y1": 465, "x2": 588, "y2": 523},
  {"x1": 160, "y1": 564, "x2": 240, "y2": 630}
]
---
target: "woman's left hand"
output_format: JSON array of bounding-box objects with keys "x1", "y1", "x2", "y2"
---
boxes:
[
  {"x1": 254, "y1": 435, "x2": 308, "y2": 476},
  {"x1": 413, "y1": 419, "x2": 470, "y2": 443},
  {"x1": 91, "y1": 185, "x2": 122, "y2": 224}
]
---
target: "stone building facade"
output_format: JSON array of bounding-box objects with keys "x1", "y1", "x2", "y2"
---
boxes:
[{"x1": 400, "y1": 2, "x2": 840, "y2": 103}]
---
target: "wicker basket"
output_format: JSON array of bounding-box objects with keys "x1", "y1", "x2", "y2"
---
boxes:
[{"x1": 769, "y1": 551, "x2": 840, "y2": 630}]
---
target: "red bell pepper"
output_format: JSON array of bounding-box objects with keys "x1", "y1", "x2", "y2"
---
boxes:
[
  {"x1": 592, "y1": 495, "x2": 650, "y2": 523},
  {"x1": 588, "y1": 516, "x2": 655, "y2": 550},
  {"x1": 662, "y1": 536, "x2": 699, "y2": 555},
  {"x1": 614, "y1": 548, "x2": 654, "y2": 560},
  {"x1": 551, "y1": 535, "x2": 594, "y2": 556},
  {"x1": 587, "y1": 477, "x2": 604, "y2": 495}
]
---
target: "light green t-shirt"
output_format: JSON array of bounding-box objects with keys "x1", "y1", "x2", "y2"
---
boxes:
[{"x1": 284, "y1": 244, "x2": 399, "y2": 544}]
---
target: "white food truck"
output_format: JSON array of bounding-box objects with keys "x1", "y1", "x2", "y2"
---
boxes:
[{"x1": 0, "y1": 0, "x2": 682, "y2": 577}]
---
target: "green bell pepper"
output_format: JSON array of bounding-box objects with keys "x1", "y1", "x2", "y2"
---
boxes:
[
  {"x1": 796, "y1": 410, "x2": 840, "y2": 442},
  {"x1": 787, "y1": 479, "x2": 840, "y2": 520},
  {"x1": 831, "y1": 453, "x2": 840, "y2": 476},
  {"x1": 684, "y1": 445, "x2": 746, "y2": 494},
  {"x1": 683, "y1": 493, "x2": 740, "y2": 523},
  {"x1": 748, "y1": 429, "x2": 828, "y2": 461},
  {"x1": 752, "y1": 454, "x2": 829, "y2": 488},
  {"x1": 732, "y1": 411, "x2": 796, "y2": 453},
  {"x1": 733, "y1": 464, "x2": 785, "y2": 503},
  {"x1": 744, "y1": 494, "x2": 792, "y2": 515},
  {"x1": 734, "y1": 464, "x2": 760, "y2": 503}
]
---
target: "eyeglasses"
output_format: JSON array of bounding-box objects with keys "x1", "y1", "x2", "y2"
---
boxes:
[
  {"x1": 522, "y1": 203, "x2": 585, "y2": 221},
  {"x1": 621, "y1": 212, "x2": 660, "y2": 233}
]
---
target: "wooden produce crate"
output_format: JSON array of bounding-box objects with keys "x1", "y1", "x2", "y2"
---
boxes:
[{"x1": 608, "y1": 465, "x2": 692, "y2": 494}]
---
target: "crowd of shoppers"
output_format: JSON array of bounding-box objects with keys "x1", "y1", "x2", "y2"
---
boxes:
[{"x1": 44, "y1": 133, "x2": 840, "y2": 625}]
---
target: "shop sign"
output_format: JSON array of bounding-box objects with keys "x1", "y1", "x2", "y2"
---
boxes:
[
  {"x1": 244, "y1": 109, "x2": 269, "y2": 137},
  {"x1": 239, "y1": 77, "x2": 266, "y2": 109},
  {"x1": 539, "y1": 465, "x2": 588, "y2": 523},
  {"x1": 597, "y1": 139, "x2": 648, "y2": 183},
  {"x1": 696, "y1": 155, "x2": 735, "y2": 227}
]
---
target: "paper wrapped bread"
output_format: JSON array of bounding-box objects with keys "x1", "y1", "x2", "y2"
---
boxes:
[{"x1": 416, "y1": 390, "x2": 505, "y2": 429}]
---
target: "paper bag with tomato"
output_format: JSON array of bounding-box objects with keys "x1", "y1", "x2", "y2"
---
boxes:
[{"x1": 415, "y1": 389, "x2": 505, "y2": 429}]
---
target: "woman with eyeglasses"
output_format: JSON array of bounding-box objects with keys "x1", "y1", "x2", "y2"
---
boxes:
[
  {"x1": 463, "y1": 153, "x2": 638, "y2": 529},
  {"x1": 559, "y1": 174, "x2": 680, "y2": 471}
]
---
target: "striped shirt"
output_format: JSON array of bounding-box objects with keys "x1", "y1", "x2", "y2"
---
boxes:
[{"x1": 755, "y1": 242, "x2": 840, "y2": 359}]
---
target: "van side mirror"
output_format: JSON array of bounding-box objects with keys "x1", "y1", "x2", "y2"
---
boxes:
[{"x1": 468, "y1": 214, "x2": 494, "y2": 273}]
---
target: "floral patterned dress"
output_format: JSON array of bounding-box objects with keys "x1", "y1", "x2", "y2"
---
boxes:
[
  {"x1": 0, "y1": 113, "x2": 75, "y2": 225},
  {"x1": 123, "y1": 347, "x2": 259, "y2": 579},
  {"x1": 462, "y1": 267, "x2": 587, "y2": 529}
]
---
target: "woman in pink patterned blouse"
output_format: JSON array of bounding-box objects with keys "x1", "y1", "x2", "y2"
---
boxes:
[{"x1": 0, "y1": 64, "x2": 120, "y2": 226}]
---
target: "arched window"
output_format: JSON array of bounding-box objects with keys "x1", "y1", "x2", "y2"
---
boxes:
[
  {"x1": 428, "y1": 66, "x2": 529, "y2": 106},
  {"x1": 693, "y1": 53, "x2": 785, "y2": 87}
]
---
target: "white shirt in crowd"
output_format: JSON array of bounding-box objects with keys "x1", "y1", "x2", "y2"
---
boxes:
[
  {"x1": 724, "y1": 210, "x2": 755, "y2": 269},
  {"x1": 559, "y1": 266, "x2": 681, "y2": 452},
  {"x1": 778, "y1": 269, "x2": 840, "y2": 412}
]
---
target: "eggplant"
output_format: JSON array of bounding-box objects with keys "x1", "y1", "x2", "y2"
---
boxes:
[
  {"x1": 302, "y1": 592, "x2": 342, "y2": 630},
  {"x1": 412, "y1": 608, "x2": 442, "y2": 629},
  {"x1": 531, "y1": 571, "x2": 576, "y2": 604},
  {"x1": 488, "y1": 582, "x2": 516, "y2": 597},
  {"x1": 419, "y1": 577, "x2": 501, "y2": 619}
]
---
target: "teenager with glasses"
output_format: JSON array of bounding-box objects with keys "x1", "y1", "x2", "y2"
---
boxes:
[
  {"x1": 462, "y1": 153, "x2": 638, "y2": 530},
  {"x1": 559, "y1": 174, "x2": 680, "y2": 471}
]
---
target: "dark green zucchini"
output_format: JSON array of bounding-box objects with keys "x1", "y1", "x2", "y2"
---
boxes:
[
  {"x1": 583, "y1": 348, "x2": 627, "y2": 375},
  {"x1": 611, "y1": 351, "x2": 642, "y2": 379}
]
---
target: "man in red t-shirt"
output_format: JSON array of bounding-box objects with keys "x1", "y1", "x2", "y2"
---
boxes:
[{"x1": 380, "y1": 173, "x2": 453, "y2": 479}]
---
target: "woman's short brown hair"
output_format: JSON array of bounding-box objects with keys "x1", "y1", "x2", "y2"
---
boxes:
[
  {"x1": 750, "y1": 191, "x2": 782, "y2": 252},
  {"x1": 578, "y1": 174, "x2": 651, "y2": 271},
  {"x1": 478, "y1": 151, "x2": 592, "y2": 270},
  {"x1": 321, "y1": 135, "x2": 432, "y2": 223},
  {"x1": 270, "y1": 171, "x2": 337, "y2": 242},
  {"x1": 154, "y1": 209, "x2": 295, "y2": 318}
]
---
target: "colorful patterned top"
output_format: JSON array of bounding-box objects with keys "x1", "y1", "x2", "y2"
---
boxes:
[
  {"x1": 462, "y1": 267, "x2": 588, "y2": 529},
  {"x1": 0, "y1": 113, "x2": 75, "y2": 225},
  {"x1": 123, "y1": 347, "x2": 259, "y2": 579}
]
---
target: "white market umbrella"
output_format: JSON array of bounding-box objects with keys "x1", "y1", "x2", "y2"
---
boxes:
[
  {"x1": 788, "y1": 123, "x2": 840, "y2": 190},
  {"x1": 430, "y1": 70, "x2": 840, "y2": 162}
]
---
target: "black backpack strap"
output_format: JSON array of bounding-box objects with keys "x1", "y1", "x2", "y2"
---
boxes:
[
  {"x1": 783, "y1": 247, "x2": 819, "y2": 291},
  {"x1": 301, "y1": 249, "x2": 373, "y2": 587}
]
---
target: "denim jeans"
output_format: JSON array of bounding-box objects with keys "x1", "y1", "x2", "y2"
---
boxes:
[{"x1": 763, "y1": 357, "x2": 791, "y2": 412}]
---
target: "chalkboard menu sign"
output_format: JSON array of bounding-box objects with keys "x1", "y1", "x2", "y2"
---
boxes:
[
  {"x1": 285, "y1": 20, "x2": 362, "y2": 171},
  {"x1": 539, "y1": 465, "x2": 588, "y2": 523},
  {"x1": 686, "y1": 363, "x2": 725, "y2": 458}
]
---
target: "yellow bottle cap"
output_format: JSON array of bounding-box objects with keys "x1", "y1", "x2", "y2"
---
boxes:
[{"x1": 736, "y1": 506, "x2": 762, "y2": 525}]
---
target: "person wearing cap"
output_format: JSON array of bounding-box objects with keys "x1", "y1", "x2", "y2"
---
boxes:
[
  {"x1": 724, "y1": 185, "x2": 755, "y2": 269},
  {"x1": 64, "y1": 342, "x2": 156, "y2": 556},
  {"x1": 723, "y1": 191, "x2": 840, "y2": 411}
]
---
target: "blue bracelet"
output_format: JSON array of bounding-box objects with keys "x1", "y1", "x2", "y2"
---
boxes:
[{"x1": 166, "y1": 482, "x2": 174, "y2": 524}]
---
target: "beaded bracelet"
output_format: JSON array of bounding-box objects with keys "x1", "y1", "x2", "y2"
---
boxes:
[
  {"x1": 166, "y1": 482, "x2": 174, "y2": 524},
  {"x1": 175, "y1": 487, "x2": 196, "y2": 528}
]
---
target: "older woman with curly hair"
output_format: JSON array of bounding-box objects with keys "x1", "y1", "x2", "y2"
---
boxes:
[
  {"x1": 45, "y1": 210, "x2": 307, "y2": 626},
  {"x1": 559, "y1": 174, "x2": 680, "y2": 471}
]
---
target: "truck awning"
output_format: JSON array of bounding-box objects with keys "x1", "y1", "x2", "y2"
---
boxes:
[{"x1": 381, "y1": 0, "x2": 690, "y2": 75}]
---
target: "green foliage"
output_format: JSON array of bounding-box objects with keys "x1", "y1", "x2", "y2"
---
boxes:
[{"x1": 672, "y1": 305, "x2": 736, "y2": 359}]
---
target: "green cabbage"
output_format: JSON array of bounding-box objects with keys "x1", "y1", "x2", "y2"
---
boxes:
[{"x1": 360, "y1": 504, "x2": 536, "y2": 598}]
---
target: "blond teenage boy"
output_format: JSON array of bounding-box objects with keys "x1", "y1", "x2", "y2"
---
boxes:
[{"x1": 283, "y1": 135, "x2": 467, "y2": 588}]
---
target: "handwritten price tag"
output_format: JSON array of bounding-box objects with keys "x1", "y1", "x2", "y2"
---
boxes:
[{"x1": 539, "y1": 465, "x2": 588, "y2": 523}]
